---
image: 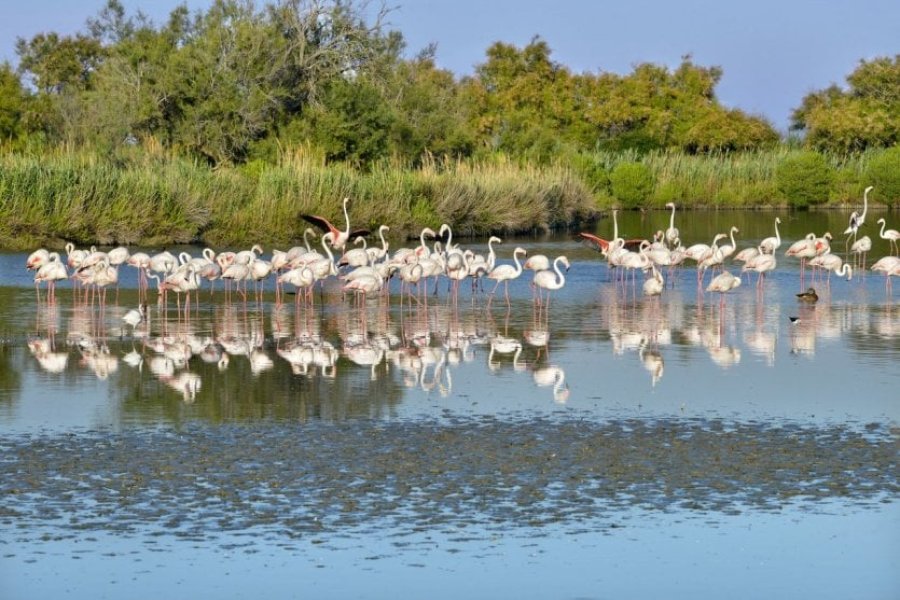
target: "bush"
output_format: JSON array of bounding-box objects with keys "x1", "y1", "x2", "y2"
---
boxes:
[
  {"x1": 775, "y1": 152, "x2": 834, "y2": 208},
  {"x1": 568, "y1": 153, "x2": 610, "y2": 195},
  {"x1": 610, "y1": 162, "x2": 654, "y2": 208},
  {"x1": 865, "y1": 146, "x2": 900, "y2": 206}
]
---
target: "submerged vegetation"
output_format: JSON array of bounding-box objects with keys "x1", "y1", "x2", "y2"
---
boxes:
[{"x1": 0, "y1": 0, "x2": 897, "y2": 248}]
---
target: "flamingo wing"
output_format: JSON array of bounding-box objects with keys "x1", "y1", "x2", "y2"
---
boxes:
[
  {"x1": 348, "y1": 228, "x2": 370, "y2": 241},
  {"x1": 301, "y1": 214, "x2": 340, "y2": 237},
  {"x1": 578, "y1": 232, "x2": 609, "y2": 252},
  {"x1": 622, "y1": 238, "x2": 648, "y2": 251}
]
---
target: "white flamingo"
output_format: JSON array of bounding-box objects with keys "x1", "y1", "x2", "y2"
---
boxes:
[
  {"x1": 533, "y1": 255, "x2": 570, "y2": 310},
  {"x1": 850, "y1": 235, "x2": 872, "y2": 270},
  {"x1": 664, "y1": 202, "x2": 679, "y2": 247},
  {"x1": 487, "y1": 247, "x2": 526, "y2": 304},
  {"x1": 877, "y1": 218, "x2": 899, "y2": 255},
  {"x1": 759, "y1": 217, "x2": 782, "y2": 255}
]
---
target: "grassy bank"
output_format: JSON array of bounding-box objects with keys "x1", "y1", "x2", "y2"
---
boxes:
[
  {"x1": 0, "y1": 146, "x2": 896, "y2": 250},
  {"x1": 580, "y1": 147, "x2": 897, "y2": 209},
  {"x1": 0, "y1": 150, "x2": 596, "y2": 250}
]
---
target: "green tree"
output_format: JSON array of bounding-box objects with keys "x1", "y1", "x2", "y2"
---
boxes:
[
  {"x1": 380, "y1": 51, "x2": 475, "y2": 163},
  {"x1": 791, "y1": 56, "x2": 900, "y2": 151},
  {"x1": 580, "y1": 58, "x2": 777, "y2": 153},
  {"x1": 465, "y1": 37, "x2": 577, "y2": 161},
  {"x1": 299, "y1": 77, "x2": 394, "y2": 167},
  {"x1": 0, "y1": 63, "x2": 28, "y2": 140}
]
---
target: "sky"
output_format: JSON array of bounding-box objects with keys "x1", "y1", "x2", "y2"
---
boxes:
[{"x1": 1, "y1": 0, "x2": 897, "y2": 132}]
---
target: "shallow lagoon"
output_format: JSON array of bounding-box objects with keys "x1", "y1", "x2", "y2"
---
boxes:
[{"x1": 1, "y1": 210, "x2": 898, "y2": 598}]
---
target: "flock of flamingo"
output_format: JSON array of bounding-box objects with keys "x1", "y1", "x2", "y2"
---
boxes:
[
  {"x1": 578, "y1": 187, "x2": 899, "y2": 302},
  {"x1": 22, "y1": 189, "x2": 900, "y2": 322}
]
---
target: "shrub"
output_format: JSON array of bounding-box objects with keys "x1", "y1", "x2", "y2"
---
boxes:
[
  {"x1": 865, "y1": 145, "x2": 900, "y2": 205},
  {"x1": 568, "y1": 153, "x2": 610, "y2": 195},
  {"x1": 775, "y1": 152, "x2": 834, "y2": 208},
  {"x1": 610, "y1": 162, "x2": 654, "y2": 208}
]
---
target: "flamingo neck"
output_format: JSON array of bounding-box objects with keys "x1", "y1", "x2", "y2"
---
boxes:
[
  {"x1": 513, "y1": 250, "x2": 524, "y2": 274},
  {"x1": 552, "y1": 258, "x2": 566, "y2": 289},
  {"x1": 342, "y1": 199, "x2": 350, "y2": 235}
]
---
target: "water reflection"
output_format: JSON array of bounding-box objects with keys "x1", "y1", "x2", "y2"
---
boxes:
[{"x1": 7, "y1": 280, "x2": 898, "y2": 419}]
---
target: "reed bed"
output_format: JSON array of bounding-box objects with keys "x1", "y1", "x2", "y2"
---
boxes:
[
  {"x1": 0, "y1": 146, "x2": 889, "y2": 250},
  {"x1": 0, "y1": 150, "x2": 596, "y2": 249},
  {"x1": 584, "y1": 148, "x2": 877, "y2": 208}
]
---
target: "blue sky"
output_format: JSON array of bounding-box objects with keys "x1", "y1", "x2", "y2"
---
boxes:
[{"x1": 1, "y1": 0, "x2": 897, "y2": 131}]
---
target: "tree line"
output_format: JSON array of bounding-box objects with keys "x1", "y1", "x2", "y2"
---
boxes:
[
  {"x1": 1, "y1": 0, "x2": 896, "y2": 167},
  {"x1": 0, "y1": 0, "x2": 897, "y2": 250}
]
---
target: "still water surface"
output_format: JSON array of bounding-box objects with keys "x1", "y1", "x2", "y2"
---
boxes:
[{"x1": 1, "y1": 210, "x2": 898, "y2": 598}]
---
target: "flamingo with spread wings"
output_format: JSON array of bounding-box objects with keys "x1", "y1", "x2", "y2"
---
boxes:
[{"x1": 301, "y1": 197, "x2": 369, "y2": 251}]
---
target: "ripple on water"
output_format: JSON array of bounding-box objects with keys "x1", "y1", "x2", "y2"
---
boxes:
[{"x1": 1, "y1": 417, "x2": 897, "y2": 552}]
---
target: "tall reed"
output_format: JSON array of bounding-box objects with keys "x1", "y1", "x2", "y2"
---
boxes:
[{"x1": 0, "y1": 149, "x2": 596, "y2": 249}]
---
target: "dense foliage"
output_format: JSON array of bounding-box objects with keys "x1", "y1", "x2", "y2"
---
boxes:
[
  {"x1": 775, "y1": 152, "x2": 834, "y2": 208},
  {"x1": 791, "y1": 56, "x2": 900, "y2": 152},
  {"x1": 2, "y1": 0, "x2": 792, "y2": 167},
  {"x1": 0, "y1": 0, "x2": 897, "y2": 248}
]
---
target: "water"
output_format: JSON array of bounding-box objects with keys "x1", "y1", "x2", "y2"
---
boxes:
[{"x1": 1, "y1": 210, "x2": 898, "y2": 599}]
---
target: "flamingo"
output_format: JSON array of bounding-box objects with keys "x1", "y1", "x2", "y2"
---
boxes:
[
  {"x1": 759, "y1": 217, "x2": 782, "y2": 255},
  {"x1": 689, "y1": 233, "x2": 727, "y2": 286},
  {"x1": 279, "y1": 266, "x2": 316, "y2": 306},
  {"x1": 524, "y1": 254, "x2": 551, "y2": 271},
  {"x1": 126, "y1": 252, "x2": 152, "y2": 301},
  {"x1": 66, "y1": 243, "x2": 92, "y2": 270},
  {"x1": 33, "y1": 252, "x2": 68, "y2": 303},
  {"x1": 664, "y1": 202, "x2": 679, "y2": 247},
  {"x1": 718, "y1": 226, "x2": 740, "y2": 261},
  {"x1": 367, "y1": 225, "x2": 390, "y2": 263},
  {"x1": 871, "y1": 256, "x2": 900, "y2": 293},
  {"x1": 162, "y1": 264, "x2": 201, "y2": 313},
  {"x1": 850, "y1": 235, "x2": 872, "y2": 270},
  {"x1": 338, "y1": 236, "x2": 370, "y2": 268},
  {"x1": 394, "y1": 227, "x2": 436, "y2": 264},
  {"x1": 643, "y1": 263, "x2": 664, "y2": 297},
  {"x1": 810, "y1": 253, "x2": 852, "y2": 285},
  {"x1": 844, "y1": 186, "x2": 872, "y2": 250},
  {"x1": 741, "y1": 253, "x2": 776, "y2": 288},
  {"x1": 487, "y1": 247, "x2": 526, "y2": 305},
  {"x1": 533, "y1": 256, "x2": 570, "y2": 310},
  {"x1": 26, "y1": 248, "x2": 50, "y2": 271},
  {"x1": 288, "y1": 229, "x2": 323, "y2": 266},
  {"x1": 857, "y1": 186, "x2": 872, "y2": 229},
  {"x1": 877, "y1": 218, "x2": 899, "y2": 255},
  {"x1": 343, "y1": 272, "x2": 384, "y2": 306},
  {"x1": 301, "y1": 197, "x2": 369, "y2": 251},
  {"x1": 785, "y1": 233, "x2": 817, "y2": 281},
  {"x1": 733, "y1": 246, "x2": 760, "y2": 264},
  {"x1": 445, "y1": 249, "x2": 471, "y2": 301},
  {"x1": 705, "y1": 270, "x2": 742, "y2": 308}
]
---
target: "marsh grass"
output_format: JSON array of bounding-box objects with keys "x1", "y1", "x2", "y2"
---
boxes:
[
  {"x1": 0, "y1": 146, "x2": 889, "y2": 250},
  {"x1": 0, "y1": 149, "x2": 595, "y2": 249},
  {"x1": 583, "y1": 148, "x2": 879, "y2": 208}
]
